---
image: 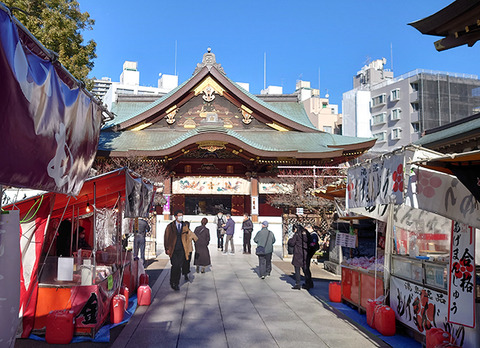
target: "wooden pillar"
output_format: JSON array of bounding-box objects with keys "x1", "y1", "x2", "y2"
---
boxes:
[
  {"x1": 163, "y1": 177, "x2": 171, "y2": 220},
  {"x1": 251, "y1": 178, "x2": 258, "y2": 223}
]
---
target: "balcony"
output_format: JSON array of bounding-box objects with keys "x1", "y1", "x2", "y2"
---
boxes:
[{"x1": 411, "y1": 111, "x2": 419, "y2": 123}]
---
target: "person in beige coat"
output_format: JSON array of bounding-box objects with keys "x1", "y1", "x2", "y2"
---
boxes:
[{"x1": 182, "y1": 221, "x2": 198, "y2": 281}]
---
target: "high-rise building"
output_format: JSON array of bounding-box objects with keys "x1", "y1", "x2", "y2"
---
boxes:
[
  {"x1": 92, "y1": 77, "x2": 113, "y2": 99},
  {"x1": 343, "y1": 59, "x2": 480, "y2": 152}
]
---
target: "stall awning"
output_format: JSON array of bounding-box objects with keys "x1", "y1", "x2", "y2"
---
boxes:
[{"x1": 415, "y1": 149, "x2": 480, "y2": 203}]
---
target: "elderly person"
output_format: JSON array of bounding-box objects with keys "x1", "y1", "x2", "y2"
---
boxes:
[
  {"x1": 222, "y1": 214, "x2": 235, "y2": 255},
  {"x1": 287, "y1": 224, "x2": 308, "y2": 290},
  {"x1": 253, "y1": 221, "x2": 276, "y2": 279},
  {"x1": 194, "y1": 218, "x2": 211, "y2": 273}
]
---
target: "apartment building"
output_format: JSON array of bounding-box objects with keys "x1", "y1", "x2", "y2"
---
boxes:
[{"x1": 343, "y1": 59, "x2": 480, "y2": 152}]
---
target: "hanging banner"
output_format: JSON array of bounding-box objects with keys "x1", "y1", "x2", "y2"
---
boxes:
[
  {"x1": 347, "y1": 153, "x2": 404, "y2": 208},
  {"x1": 125, "y1": 172, "x2": 154, "y2": 218},
  {"x1": 390, "y1": 277, "x2": 478, "y2": 348},
  {"x1": 258, "y1": 183, "x2": 294, "y2": 194},
  {"x1": 0, "y1": 8, "x2": 102, "y2": 195},
  {"x1": 448, "y1": 221, "x2": 476, "y2": 328},
  {"x1": 173, "y1": 177, "x2": 251, "y2": 195},
  {"x1": 0, "y1": 211, "x2": 20, "y2": 348},
  {"x1": 405, "y1": 166, "x2": 480, "y2": 230}
]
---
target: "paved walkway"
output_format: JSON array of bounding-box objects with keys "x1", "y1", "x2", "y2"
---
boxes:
[{"x1": 112, "y1": 246, "x2": 388, "y2": 348}]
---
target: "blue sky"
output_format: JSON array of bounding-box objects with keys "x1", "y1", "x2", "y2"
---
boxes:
[{"x1": 80, "y1": 0, "x2": 479, "y2": 109}]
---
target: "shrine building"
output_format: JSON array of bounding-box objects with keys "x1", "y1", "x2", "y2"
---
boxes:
[{"x1": 96, "y1": 50, "x2": 375, "y2": 231}]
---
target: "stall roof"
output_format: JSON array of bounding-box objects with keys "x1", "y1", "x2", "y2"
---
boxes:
[
  {"x1": 412, "y1": 149, "x2": 480, "y2": 174},
  {"x1": 3, "y1": 168, "x2": 131, "y2": 220}
]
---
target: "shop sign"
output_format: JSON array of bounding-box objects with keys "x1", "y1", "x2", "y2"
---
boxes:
[
  {"x1": 336, "y1": 232, "x2": 356, "y2": 248},
  {"x1": 391, "y1": 277, "x2": 477, "y2": 348},
  {"x1": 347, "y1": 154, "x2": 404, "y2": 208},
  {"x1": 405, "y1": 166, "x2": 480, "y2": 230},
  {"x1": 448, "y1": 221, "x2": 476, "y2": 328},
  {"x1": 173, "y1": 177, "x2": 251, "y2": 195}
]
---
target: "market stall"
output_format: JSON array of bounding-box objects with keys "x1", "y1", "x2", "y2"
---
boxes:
[
  {"x1": 346, "y1": 146, "x2": 479, "y2": 347},
  {"x1": 3, "y1": 168, "x2": 154, "y2": 338}
]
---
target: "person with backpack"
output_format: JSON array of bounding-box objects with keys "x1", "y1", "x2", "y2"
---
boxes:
[
  {"x1": 303, "y1": 224, "x2": 320, "y2": 289},
  {"x1": 213, "y1": 211, "x2": 226, "y2": 251}
]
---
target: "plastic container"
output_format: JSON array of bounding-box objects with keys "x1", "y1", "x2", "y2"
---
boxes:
[
  {"x1": 139, "y1": 273, "x2": 149, "y2": 286},
  {"x1": 138, "y1": 285, "x2": 152, "y2": 306},
  {"x1": 329, "y1": 282, "x2": 342, "y2": 302},
  {"x1": 426, "y1": 328, "x2": 453, "y2": 348},
  {"x1": 110, "y1": 294, "x2": 126, "y2": 324},
  {"x1": 45, "y1": 310, "x2": 74, "y2": 344},
  {"x1": 374, "y1": 305, "x2": 396, "y2": 336},
  {"x1": 120, "y1": 286, "x2": 129, "y2": 311},
  {"x1": 366, "y1": 299, "x2": 382, "y2": 329}
]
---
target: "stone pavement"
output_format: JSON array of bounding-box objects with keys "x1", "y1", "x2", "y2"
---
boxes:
[{"x1": 112, "y1": 246, "x2": 389, "y2": 348}]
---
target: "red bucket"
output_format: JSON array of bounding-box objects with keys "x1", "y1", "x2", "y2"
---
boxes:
[
  {"x1": 139, "y1": 273, "x2": 149, "y2": 286},
  {"x1": 366, "y1": 299, "x2": 382, "y2": 329},
  {"x1": 138, "y1": 285, "x2": 152, "y2": 306},
  {"x1": 45, "y1": 310, "x2": 74, "y2": 344},
  {"x1": 374, "y1": 305, "x2": 396, "y2": 336},
  {"x1": 329, "y1": 282, "x2": 342, "y2": 302},
  {"x1": 120, "y1": 285, "x2": 129, "y2": 311},
  {"x1": 111, "y1": 294, "x2": 126, "y2": 324}
]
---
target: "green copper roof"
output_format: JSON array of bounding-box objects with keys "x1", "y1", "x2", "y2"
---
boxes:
[
  {"x1": 104, "y1": 68, "x2": 317, "y2": 131},
  {"x1": 99, "y1": 126, "x2": 372, "y2": 154},
  {"x1": 415, "y1": 114, "x2": 480, "y2": 146}
]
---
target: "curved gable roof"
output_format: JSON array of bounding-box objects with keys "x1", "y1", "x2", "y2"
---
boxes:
[{"x1": 107, "y1": 65, "x2": 319, "y2": 133}]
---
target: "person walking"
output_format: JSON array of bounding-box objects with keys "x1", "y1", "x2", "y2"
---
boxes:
[
  {"x1": 134, "y1": 217, "x2": 150, "y2": 265},
  {"x1": 287, "y1": 224, "x2": 308, "y2": 290},
  {"x1": 223, "y1": 214, "x2": 235, "y2": 255},
  {"x1": 193, "y1": 218, "x2": 211, "y2": 273},
  {"x1": 213, "y1": 212, "x2": 226, "y2": 251},
  {"x1": 241, "y1": 213, "x2": 254, "y2": 254},
  {"x1": 181, "y1": 221, "x2": 198, "y2": 282},
  {"x1": 303, "y1": 224, "x2": 319, "y2": 289},
  {"x1": 253, "y1": 221, "x2": 275, "y2": 279},
  {"x1": 164, "y1": 210, "x2": 188, "y2": 291}
]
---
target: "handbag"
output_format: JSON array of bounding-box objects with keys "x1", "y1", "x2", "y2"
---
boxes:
[
  {"x1": 256, "y1": 232, "x2": 271, "y2": 256},
  {"x1": 219, "y1": 228, "x2": 226, "y2": 235}
]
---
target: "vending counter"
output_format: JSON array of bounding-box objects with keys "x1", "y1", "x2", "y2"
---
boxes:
[
  {"x1": 341, "y1": 265, "x2": 384, "y2": 310},
  {"x1": 32, "y1": 253, "x2": 137, "y2": 337}
]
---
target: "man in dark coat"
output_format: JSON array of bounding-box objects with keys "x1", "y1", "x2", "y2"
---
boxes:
[
  {"x1": 164, "y1": 210, "x2": 187, "y2": 291},
  {"x1": 287, "y1": 224, "x2": 308, "y2": 290},
  {"x1": 241, "y1": 214, "x2": 254, "y2": 254}
]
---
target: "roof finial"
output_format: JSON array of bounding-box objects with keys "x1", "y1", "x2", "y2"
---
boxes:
[{"x1": 207, "y1": 47, "x2": 212, "y2": 53}]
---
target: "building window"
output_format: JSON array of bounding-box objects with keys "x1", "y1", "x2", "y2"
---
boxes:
[
  {"x1": 323, "y1": 126, "x2": 332, "y2": 133},
  {"x1": 322, "y1": 103, "x2": 328, "y2": 108},
  {"x1": 410, "y1": 82, "x2": 419, "y2": 92},
  {"x1": 373, "y1": 131, "x2": 386, "y2": 142},
  {"x1": 372, "y1": 112, "x2": 386, "y2": 125},
  {"x1": 371, "y1": 93, "x2": 387, "y2": 107},
  {"x1": 391, "y1": 128, "x2": 402, "y2": 140},
  {"x1": 391, "y1": 108, "x2": 401, "y2": 121},
  {"x1": 412, "y1": 122, "x2": 420, "y2": 133},
  {"x1": 390, "y1": 88, "x2": 400, "y2": 101},
  {"x1": 411, "y1": 102, "x2": 420, "y2": 112}
]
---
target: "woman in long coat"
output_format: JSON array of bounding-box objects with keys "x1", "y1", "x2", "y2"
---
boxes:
[
  {"x1": 194, "y1": 218, "x2": 211, "y2": 273},
  {"x1": 287, "y1": 224, "x2": 308, "y2": 290}
]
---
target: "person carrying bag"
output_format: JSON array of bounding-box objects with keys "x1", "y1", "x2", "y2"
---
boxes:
[{"x1": 253, "y1": 221, "x2": 276, "y2": 279}]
